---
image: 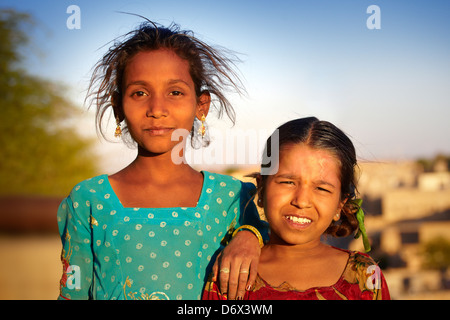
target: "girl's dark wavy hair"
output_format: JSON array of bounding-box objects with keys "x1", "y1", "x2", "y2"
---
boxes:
[
  {"x1": 255, "y1": 117, "x2": 360, "y2": 238},
  {"x1": 86, "y1": 16, "x2": 244, "y2": 146}
]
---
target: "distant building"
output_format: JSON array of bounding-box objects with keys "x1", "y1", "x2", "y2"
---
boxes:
[{"x1": 347, "y1": 160, "x2": 450, "y2": 299}]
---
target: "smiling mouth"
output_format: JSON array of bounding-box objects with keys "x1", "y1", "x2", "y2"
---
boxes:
[{"x1": 285, "y1": 215, "x2": 312, "y2": 227}]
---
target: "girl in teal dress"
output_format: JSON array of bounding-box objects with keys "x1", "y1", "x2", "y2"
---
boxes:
[{"x1": 57, "y1": 20, "x2": 267, "y2": 300}]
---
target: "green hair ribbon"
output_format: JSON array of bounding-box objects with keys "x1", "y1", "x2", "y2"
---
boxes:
[{"x1": 351, "y1": 199, "x2": 371, "y2": 252}]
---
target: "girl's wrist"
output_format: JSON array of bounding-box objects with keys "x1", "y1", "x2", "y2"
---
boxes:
[{"x1": 232, "y1": 225, "x2": 264, "y2": 248}]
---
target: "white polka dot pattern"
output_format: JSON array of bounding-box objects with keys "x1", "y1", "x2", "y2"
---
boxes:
[{"x1": 57, "y1": 171, "x2": 258, "y2": 300}]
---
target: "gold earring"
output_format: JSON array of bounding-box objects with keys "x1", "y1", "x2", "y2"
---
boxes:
[
  {"x1": 114, "y1": 117, "x2": 122, "y2": 138},
  {"x1": 198, "y1": 114, "x2": 206, "y2": 138}
]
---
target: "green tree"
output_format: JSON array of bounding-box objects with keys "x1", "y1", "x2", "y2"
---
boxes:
[{"x1": 0, "y1": 9, "x2": 97, "y2": 196}]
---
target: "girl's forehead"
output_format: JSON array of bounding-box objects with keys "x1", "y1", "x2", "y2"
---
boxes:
[
  {"x1": 125, "y1": 49, "x2": 190, "y2": 74},
  {"x1": 278, "y1": 144, "x2": 341, "y2": 176}
]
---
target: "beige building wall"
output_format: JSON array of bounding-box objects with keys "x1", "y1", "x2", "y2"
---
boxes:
[
  {"x1": 382, "y1": 189, "x2": 450, "y2": 222},
  {"x1": 419, "y1": 221, "x2": 450, "y2": 243},
  {"x1": 357, "y1": 161, "x2": 421, "y2": 198},
  {"x1": 418, "y1": 172, "x2": 450, "y2": 191}
]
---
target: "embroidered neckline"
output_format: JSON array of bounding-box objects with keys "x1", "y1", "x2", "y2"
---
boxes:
[{"x1": 255, "y1": 250, "x2": 354, "y2": 293}]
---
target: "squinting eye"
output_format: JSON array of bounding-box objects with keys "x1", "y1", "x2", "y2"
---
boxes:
[
  {"x1": 169, "y1": 91, "x2": 183, "y2": 96},
  {"x1": 132, "y1": 91, "x2": 147, "y2": 97},
  {"x1": 317, "y1": 187, "x2": 331, "y2": 193}
]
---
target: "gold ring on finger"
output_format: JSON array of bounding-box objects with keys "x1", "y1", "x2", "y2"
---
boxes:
[{"x1": 220, "y1": 268, "x2": 230, "y2": 273}]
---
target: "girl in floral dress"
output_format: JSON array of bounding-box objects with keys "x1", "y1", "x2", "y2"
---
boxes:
[{"x1": 203, "y1": 117, "x2": 390, "y2": 300}]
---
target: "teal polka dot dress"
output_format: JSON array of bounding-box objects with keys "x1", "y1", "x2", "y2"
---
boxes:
[{"x1": 57, "y1": 171, "x2": 266, "y2": 300}]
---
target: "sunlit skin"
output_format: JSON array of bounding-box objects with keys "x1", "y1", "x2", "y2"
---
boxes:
[
  {"x1": 122, "y1": 49, "x2": 208, "y2": 157},
  {"x1": 109, "y1": 49, "x2": 210, "y2": 208},
  {"x1": 256, "y1": 143, "x2": 350, "y2": 290},
  {"x1": 107, "y1": 48, "x2": 260, "y2": 299}
]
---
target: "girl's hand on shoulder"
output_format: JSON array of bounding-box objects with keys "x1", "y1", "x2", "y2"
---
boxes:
[{"x1": 212, "y1": 230, "x2": 261, "y2": 300}]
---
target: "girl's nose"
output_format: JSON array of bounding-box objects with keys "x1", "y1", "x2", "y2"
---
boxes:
[
  {"x1": 146, "y1": 95, "x2": 168, "y2": 118},
  {"x1": 291, "y1": 185, "x2": 312, "y2": 209}
]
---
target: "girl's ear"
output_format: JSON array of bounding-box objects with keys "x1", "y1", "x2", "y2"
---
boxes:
[
  {"x1": 112, "y1": 91, "x2": 124, "y2": 121},
  {"x1": 196, "y1": 91, "x2": 211, "y2": 120}
]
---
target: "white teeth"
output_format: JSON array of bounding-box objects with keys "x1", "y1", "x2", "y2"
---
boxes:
[{"x1": 286, "y1": 216, "x2": 311, "y2": 224}]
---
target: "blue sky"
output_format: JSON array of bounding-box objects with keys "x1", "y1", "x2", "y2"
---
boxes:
[{"x1": 3, "y1": 0, "x2": 450, "y2": 171}]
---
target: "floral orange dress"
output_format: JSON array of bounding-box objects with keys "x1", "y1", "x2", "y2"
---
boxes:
[{"x1": 203, "y1": 249, "x2": 390, "y2": 300}]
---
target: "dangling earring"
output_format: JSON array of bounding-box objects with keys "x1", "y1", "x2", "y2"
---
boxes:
[
  {"x1": 114, "y1": 117, "x2": 122, "y2": 138},
  {"x1": 198, "y1": 114, "x2": 206, "y2": 138}
]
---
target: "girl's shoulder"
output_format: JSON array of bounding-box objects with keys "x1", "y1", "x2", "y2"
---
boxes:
[
  {"x1": 331, "y1": 247, "x2": 377, "y2": 268},
  {"x1": 58, "y1": 175, "x2": 110, "y2": 223},
  {"x1": 341, "y1": 249, "x2": 390, "y2": 300},
  {"x1": 202, "y1": 171, "x2": 255, "y2": 191},
  {"x1": 200, "y1": 171, "x2": 256, "y2": 208},
  {"x1": 348, "y1": 250, "x2": 377, "y2": 267},
  {"x1": 67, "y1": 174, "x2": 110, "y2": 198},
  {"x1": 202, "y1": 171, "x2": 239, "y2": 184},
  {"x1": 340, "y1": 249, "x2": 383, "y2": 283}
]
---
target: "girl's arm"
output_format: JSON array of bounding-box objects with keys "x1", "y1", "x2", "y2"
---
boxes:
[
  {"x1": 211, "y1": 181, "x2": 269, "y2": 300},
  {"x1": 57, "y1": 193, "x2": 94, "y2": 300}
]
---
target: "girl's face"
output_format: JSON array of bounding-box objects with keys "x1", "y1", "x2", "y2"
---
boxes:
[
  {"x1": 259, "y1": 143, "x2": 346, "y2": 247},
  {"x1": 121, "y1": 49, "x2": 210, "y2": 156}
]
